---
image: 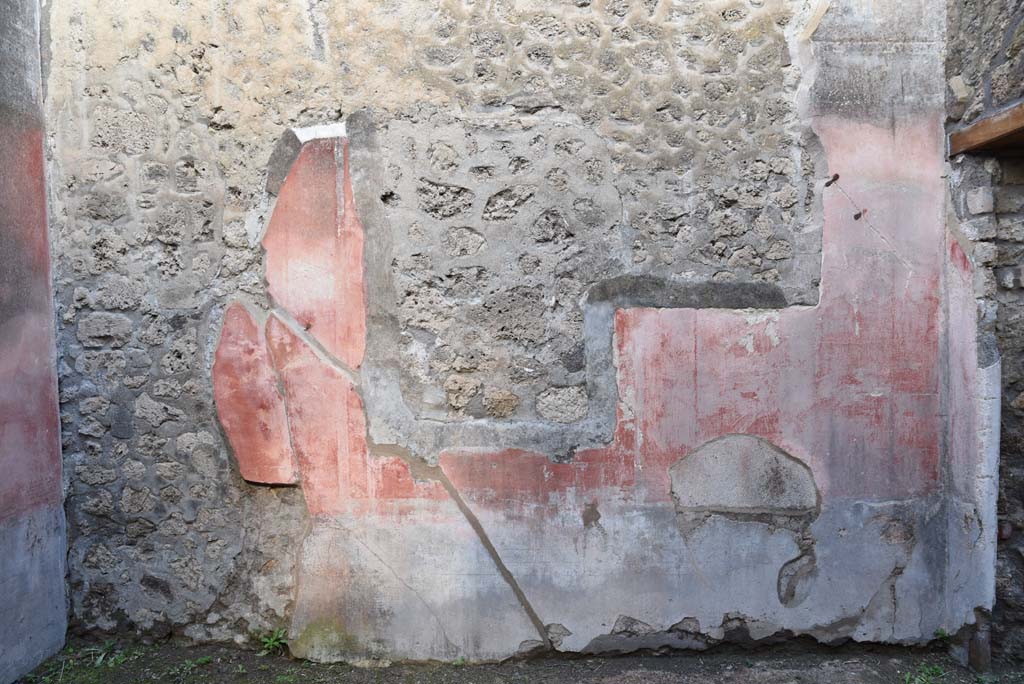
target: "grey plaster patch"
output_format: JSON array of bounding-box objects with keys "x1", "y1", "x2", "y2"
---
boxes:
[
  {"x1": 669, "y1": 436, "x2": 821, "y2": 609},
  {"x1": 0, "y1": 504, "x2": 67, "y2": 684},
  {"x1": 670, "y1": 435, "x2": 818, "y2": 514}
]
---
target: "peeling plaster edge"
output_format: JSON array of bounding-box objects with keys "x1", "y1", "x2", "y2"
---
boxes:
[
  {"x1": 571, "y1": 562, "x2": 927, "y2": 658},
  {"x1": 294, "y1": 122, "x2": 346, "y2": 143},
  {"x1": 974, "y1": 356, "x2": 1001, "y2": 608},
  {"x1": 800, "y1": 0, "x2": 833, "y2": 42},
  {"x1": 265, "y1": 123, "x2": 348, "y2": 197},
  {"x1": 209, "y1": 303, "x2": 299, "y2": 487}
]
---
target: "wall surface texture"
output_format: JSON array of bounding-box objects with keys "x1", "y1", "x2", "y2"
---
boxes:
[
  {"x1": 0, "y1": 0, "x2": 67, "y2": 681},
  {"x1": 946, "y1": 0, "x2": 1024, "y2": 661},
  {"x1": 44, "y1": 0, "x2": 999, "y2": 662}
]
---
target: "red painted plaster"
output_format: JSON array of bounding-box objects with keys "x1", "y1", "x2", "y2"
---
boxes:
[
  {"x1": 946, "y1": 235, "x2": 982, "y2": 498},
  {"x1": 265, "y1": 313, "x2": 445, "y2": 517},
  {"x1": 212, "y1": 303, "x2": 297, "y2": 485},
  {"x1": 209, "y1": 114, "x2": 981, "y2": 656},
  {"x1": 222, "y1": 118, "x2": 948, "y2": 525},
  {"x1": 263, "y1": 138, "x2": 367, "y2": 369},
  {"x1": 442, "y1": 118, "x2": 947, "y2": 508},
  {"x1": 0, "y1": 120, "x2": 61, "y2": 522}
]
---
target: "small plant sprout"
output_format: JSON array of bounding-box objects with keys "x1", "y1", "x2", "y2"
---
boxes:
[
  {"x1": 902, "y1": 664, "x2": 947, "y2": 684},
  {"x1": 258, "y1": 628, "x2": 289, "y2": 656}
]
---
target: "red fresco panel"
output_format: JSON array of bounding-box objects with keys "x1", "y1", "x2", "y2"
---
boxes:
[
  {"x1": 265, "y1": 313, "x2": 444, "y2": 516},
  {"x1": 212, "y1": 303, "x2": 298, "y2": 485},
  {"x1": 263, "y1": 138, "x2": 367, "y2": 370},
  {"x1": 224, "y1": 118, "x2": 947, "y2": 525},
  {"x1": 0, "y1": 123, "x2": 61, "y2": 522},
  {"x1": 266, "y1": 313, "x2": 367, "y2": 514}
]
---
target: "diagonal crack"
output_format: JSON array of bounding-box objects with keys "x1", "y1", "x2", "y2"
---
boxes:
[
  {"x1": 826, "y1": 175, "x2": 914, "y2": 271},
  {"x1": 338, "y1": 522, "x2": 458, "y2": 655},
  {"x1": 267, "y1": 303, "x2": 550, "y2": 648},
  {"x1": 269, "y1": 306, "x2": 361, "y2": 384},
  {"x1": 376, "y1": 444, "x2": 552, "y2": 650},
  {"x1": 436, "y1": 470, "x2": 553, "y2": 650}
]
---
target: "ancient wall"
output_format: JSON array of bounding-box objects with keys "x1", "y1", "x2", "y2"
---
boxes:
[
  {"x1": 946, "y1": 0, "x2": 1024, "y2": 661},
  {"x1": 45, "y1": 0, "x2": 998, "y2": 662},
  {"x1": 45, "y1": 0, "x2": 821, "y2": 640},
  {"x1": 0, "y1": 0, "x2": 67, "y2": 680}
]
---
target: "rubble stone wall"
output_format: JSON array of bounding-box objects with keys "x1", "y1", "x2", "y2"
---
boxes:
[
  {"x1": 44, "y1": 0, "x2": 1001, "y2": 661},
  {"x1": 45, "y1": 0, "x2": 822, "y2": 641},
  {"x1": 946, "y1": 0, "x2": 1024, "y2": 661}
]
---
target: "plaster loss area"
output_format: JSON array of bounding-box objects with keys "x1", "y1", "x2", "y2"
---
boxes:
[{"x1": 378, "y1": 111, "x2": 817, "y2": 424}]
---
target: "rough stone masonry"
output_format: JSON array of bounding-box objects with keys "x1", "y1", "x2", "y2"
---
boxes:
[
  {"x1": 40, "y1": 0, "x2": 1006, "y2": 667},
  {"x1": 946, "y1": 0, "x2": 1024, "y2": 660}
]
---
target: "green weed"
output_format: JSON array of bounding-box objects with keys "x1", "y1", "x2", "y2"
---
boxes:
[
  {"x1": 903, "y1": 664, "x2": 946, "y2": 684},
  {"x1": 257, "y1": 628, "x2": 289, "y2": 657}
]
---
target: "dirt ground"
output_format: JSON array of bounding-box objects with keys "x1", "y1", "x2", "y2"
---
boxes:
[{"x1": 16, "y1": 638, "x2": 1024, "y2": 684}]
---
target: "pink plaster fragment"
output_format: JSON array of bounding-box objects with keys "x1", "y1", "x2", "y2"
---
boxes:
[
  {"x1": 263, "y1": 138, "x2": 367, "y2": 370},
  {"x1": 265, "y1": 314, "x2": 445, "y2": 516},
  {"x1": 213, "y1": 303, "x2": 298, "y2": 485}
]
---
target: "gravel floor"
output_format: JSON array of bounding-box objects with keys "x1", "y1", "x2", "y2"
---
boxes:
[{"x1": 17, "y1": 638, "x2": 1024, "y2": 684}]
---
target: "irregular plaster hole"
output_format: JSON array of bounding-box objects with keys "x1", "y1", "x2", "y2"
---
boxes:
[
  {"x1": 670, "y1": 434, "x2": 821, "y2": 607},
  {"x1": 669, "y1": 434, "x2": 818, "y2": 515},
  {"x1": 582, "y1": 501, "x2": 602, "y2": 529},
  {"x1": 777, "y1": 548, "x2": 817, "y2": 607}
]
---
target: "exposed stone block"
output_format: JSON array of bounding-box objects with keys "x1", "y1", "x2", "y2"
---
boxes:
[
  {"x1": 77, "y1": 312, "x2": 133, "y2": 348},
  {"x1": 967, "y1": 187, "x2": 995, "y2": 215}
]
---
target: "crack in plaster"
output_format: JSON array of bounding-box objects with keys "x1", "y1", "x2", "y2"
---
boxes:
[
  {"x1": 827, "y1": 176, "x2": 914, "y2": 270},
  {"x1": 435, "y1": 473, "x2": 553, "y2": 651},
  {"x1": 800, "y1": 0, "x2": 833, "y2": 41},
  {"x1": 339, "y1": 523, "x2": 458, "y2": 655},
  {"x1": 373, "y1": 444, "x2": 553, "y2": 651},
  {"x1": 269, "y1": 307, "x2": 361, "y2": 384}
]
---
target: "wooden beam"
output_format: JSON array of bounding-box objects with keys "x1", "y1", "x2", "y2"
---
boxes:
[{"x1": 950, "y1": 102, "x2": 1024, "y2": 155}]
